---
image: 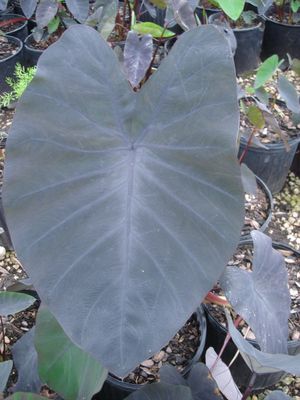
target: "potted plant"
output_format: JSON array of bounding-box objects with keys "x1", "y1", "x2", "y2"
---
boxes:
[
  {"x1": 204, "y1": 230, "x2": 300, "y2": 390},
  {"x1": 261, "y1": 0, "x2": 300, "y2": 61},
  {"x1": 0, "y1": 22, "x2": 299, "y2": 400},
  {"x1": 238, "y1": 54, "x2": 300, "y2": 193},
  {"x1": 2, "y1": 21, "x2": 245, "y2": 383},
  {"x1": 0, "y1": 35, "x2": 23, "y2": 95}
]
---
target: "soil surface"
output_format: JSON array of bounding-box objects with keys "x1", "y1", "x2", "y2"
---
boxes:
[
  {"x1": 242, "y1": 184, "x2": 271, "y2": 238},
  {"x1": 28, "y1": 29, "x2": 64, "y2": 51},
  {"x1": 0, "y1": 38, "x2": 19, "y2": 60},
  {"x1": 0, "y1": 18, "x2": 25, "y2": 33},
  {"x1": 118, "y1": 313, "x2": 201, "y2": 385}
]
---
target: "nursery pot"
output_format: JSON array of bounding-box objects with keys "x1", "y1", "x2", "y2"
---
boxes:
[
  {"x1": 238, "y1": 135, "x2": 300, "y2": 194},
  {"x1": 94, "y1": 306, "x2": 207, "y2": 400},
  {"x1": 0, "y1": 35, "x2": 23, "y2": 95},
  {"x1": 0, "y1": 13, "x2": 28, "y2": 41},
  {"x1": 261, "y1": 7, "x2": 300, "y2": 61},
  {"x1": 204, "y1": 241, "x2": 300, "y2": 390},
  {"x1": 241, "y1": 175, "x2": 273, "y2": 239},
  {"x1": 291, "y1": 143, "x2": 300, "y2": 177},
  {"x1": 208, "y1": 13, "x2": 265, "y2": 75},
  {"x1": 24, "y1": 33, "x2": 43, "y2": 67}
]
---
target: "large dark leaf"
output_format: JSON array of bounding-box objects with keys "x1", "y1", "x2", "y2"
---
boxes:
[
  {"x1": 0, "y1": 0, "x2": 8, "y2": 11},
  {"x1": 124, "y1": 31, "x2": 153, "y2": 88},
  {"x1": 20, "y1": 0, "x2": 38, "y2": 18},
  {"x1": 0, "y1": 291, "x2": 35, "y2": 316},
  {"x1": 265, "y1": 392, "x2": 292, "y2": 400},
  {"x1": 65, "y1": 0, "x2": 89, "y2": 22},
  {"x1": 3, "y1": 25, "x2": 244, "y2": 376},
  {"x1": 35, "y1": 306, "x2": 107, "y2": 400},
  {"x1": 0, "y1": 360, "x2": 12, "y2": 392},
  {"x1": 12, "y1": 329, "x2": 42, "y2": 393},
  {"x1": 125, "y1": 382, "x2": 194, "y2": 400},
  {"x1": 226, "y1": 310, "x2": 300, "y2": 375},
  {"x1": 220, "y1": 231, "x2": 290, "y2": 354},
  {"x1": 8, "y1": 394, "x2": 47, "y2": 400},
  {"x1": 36, "y1": 0, "x2": 58, "y2": 28},
  {"x1": 277, "y1": 75, "x2": 300, "y2": 114}
]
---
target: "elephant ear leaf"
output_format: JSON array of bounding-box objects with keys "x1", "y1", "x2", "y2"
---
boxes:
[
  {"x1": 125, "y1": 382, "x2": 194, "y2": 399},
  {"x1": 124, "y1": 31, "x2": 153, "y2": 88},
  {"x1": 35, "y1": 0, "x2": 58, "y2": 28},
  {"x1": 3, "y1": 24, "x2": 243, "y2": 376},
  {"x1": 12, "y1": 328, "x2": 42, "y2": 393},
  {"x1": 0, "y1": 360, "x2": 13, "y2": 393},
  {"x1": 35, "y1": 306, "x2": 107, "y2": 400},
  {"x1": 20, "y1": 0, "x2": 38, "y2": 18},
  {"x1": 0, "y1": 292, "x2": 35, "y2": 316},
  {"x1": 65, "y1": 0, "x2": 89, "y2": 22},
  {"x1": 226, "y1": 309, "x2": 300, "y2": 376},
  {"x1": 220, "y1": 230, "x2": 291, "y2": 354}
]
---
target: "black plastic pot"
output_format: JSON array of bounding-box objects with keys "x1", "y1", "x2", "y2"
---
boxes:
[
  {"x1": 261, "y1": 7, "x2": 300, "y2": 61},
  {"x1": 204, "y1": 241, "x2": 300, "y2": 390},
  {"x1": 238, "y1": 135, "x2": 300, "y2": 194},
  {"x1": 0, "y1": 4, "x2": 15, "y2": 15},
  {"x1": 94, "y1": 306, "x2": 207, "y2": 400},
  {"x1": 209, "y1": 13, "x2": 265, "y2": 75},
  {"x1": 195, "y1": 5, "x2": 221, "y2": 24},
  {"x1": 291, "y1": 143, "x2": 300, "y2": 177},
  {"x1": 0, "y1": 35, "x2": 23, "y2": 95},
  {"x1": 0, "y1": 13, "x2": 28, "y2": 41},
  {"x1": 24, "y1": 33, "x2": 43, "y2": 67},
  {"x1": 241, "y1": 175, "x2": 273, "y2": 239}
]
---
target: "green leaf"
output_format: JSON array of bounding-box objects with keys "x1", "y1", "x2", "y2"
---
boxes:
[
  {"x1": 132, "y1": 22, "x2": 175, "y2": 37},
  {"x1": 35, "y1": 306, "x2": 107, "y2": 400},
  {"x1": 0, "y1": 292, "x2": 35, "y2": 316},
  {"x1": 245, "y1": 86, "x2": 255, "y2": 95},
  {"x1": 149, "y1": 0, "x2": 168, "y2": 9},
  {"x1": 7, "y1": 394, "x2": 47, "y2": 400},
  {"x1": 47, "y1": 16, "x2": 60, "y2": 34},
  {"x1": 291, "y1": 0, "x2": 300, "y2": 13},
  {"x1": 217, "y1": 0, "x2": 245, "y2": 20},
  {"x1": 254, "y1": 55, "x2": 281, "y2": 89},
  {"x1": 246, "y1": 104, "x2": 265, "y2": 129},
  {"x1": 291, "y1": 58, "x2": 300, "y2": 76}
]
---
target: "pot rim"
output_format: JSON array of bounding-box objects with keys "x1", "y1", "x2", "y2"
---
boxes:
[
  {"x1": 208, "y1": 11, "x2": 264, "y2": 31},
  {"x1": 0, "y1": 13, "x2": 28, "y2": 34},
  {"x1": 263, "y1": 7, "x2": 300, "y2": 28},
  {"x1": 0, "y1": 35, "x2": 23, "y2": 63}
]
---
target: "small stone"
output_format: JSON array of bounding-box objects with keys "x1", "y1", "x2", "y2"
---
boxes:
[
  {"x1": 166, "y1": 346, "x2": 172, "y2": 354},
  {"x1": 292, "y1": 331, "x2": 300, "y2": 341},
  {"x1": 0, "y1": 247, "x2": 6, "y2": 261},
  {"x1": 152, "y1": 350, "x2": 165, "y2": 363},
  {"x1": 4, "y1": 336, "x2": 10, "y2": 344},
  {"x1": 141, "y1": 359, "x2": 154, "y2": 368},
  {"x1": 21, "y1": 320, "x2": 28, "y2": 327}
]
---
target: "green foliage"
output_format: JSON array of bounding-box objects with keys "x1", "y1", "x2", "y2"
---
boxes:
[
  {"x1": 246, "y1": 104, "x2": 265, "y2": 129},
  {"x1": 217, "y1": 0, "x2": 245, "y2": 20},
  {"x1": 132, "y1": 22, "x2": 175, "y2": 37},
  {"x1": 0, "y1": 64, "x2": 36, "y2": 108},
  {"x1": 254, "y1": 55, "x2": 282, "y2": 89}
]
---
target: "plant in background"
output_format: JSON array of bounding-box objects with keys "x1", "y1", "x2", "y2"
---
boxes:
[
  {"x1": 273, "y1": 0, "x2": 300, "y2": 23},
  {"x1": 238, "y1": 54, "x2": 300, "y2": 156},
  {"x1": 0, "y1": 64, "x2": 36, "y2": 108}
]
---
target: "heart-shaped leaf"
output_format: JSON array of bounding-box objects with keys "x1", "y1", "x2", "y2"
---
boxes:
[
  {"x1": 0, "y1": 360, "x2": 12, "y2": 392},
  {"x1": 217, "y1": 0, "x2": 245, "y2": 20},
  {"x1": 65, "y1": 0, "x2": 89, "y2": 22},
  {"x1": 12, "y1": 329, "x2": 42, "y2": 393},
  {"x1": 277, "y1": 75, "x2": 300, "y2": 114},
  {"x1": 171, "y1": 0, "x2": 197, "y2": 30},
  {"x1": 221, "y1": 231, "x2": 290, "y2": 354},
  {"x1": 36, "y1": 0, "x2": 58, "y2": 28},
  {"x1": 35, "y1": 306, "x2": 107, "y2": 400},
  {"x1": 124, "y1": 31, "x2": 153, "y2": 88},
  {"x1": 254, "y1": 55, "x2": 281, "y2": 89},
  {"x1": 3, "y1": 25, "x2": 244, "y2": 376},
  {"x1": 85, "y1": 0, "x2": 118, "y2": 39},
  {"x1": 0, "y1": 291, "x2": 35, "y2": 316},
  {"x1": 132, "y1": 21, "x2": 175, "y2": 37},
  {"x1": 125, "y1": 382, "x2": 194, "y2": 399},
  {"x1": 226, "y1": 309, "x2": 300, "y2": 375},
  {"x1": 20, "y1": 0, "x2": 38, "y2": 18}
]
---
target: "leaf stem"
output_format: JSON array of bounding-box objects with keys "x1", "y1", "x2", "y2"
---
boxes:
[{"x1": 0, "y1": 316, "x2": 6, "y2": 361}]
